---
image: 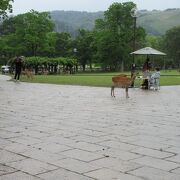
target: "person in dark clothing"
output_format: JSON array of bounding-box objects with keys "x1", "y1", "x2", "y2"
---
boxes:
[
  {"x1": 142, "y1": 57, "x2": 152, "y2": 89},
  {"x1": 143, "y1": 57, "x2": 151, "y2": 72},
  {"x1": 130, "y1": 63, "x2": 136, "y2": 87},
  {"x1": 14, "y1": 56, "x2": 23, "y2": 81}
]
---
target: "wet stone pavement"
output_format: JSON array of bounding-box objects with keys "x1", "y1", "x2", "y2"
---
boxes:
[{"x1": 0, "y1": 74, "x2": 180, "y2": 180}]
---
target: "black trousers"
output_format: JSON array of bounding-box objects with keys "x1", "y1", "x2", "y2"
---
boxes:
[
  {"x1": 14, "y1": 70, "x2": 21, "y2": 80},
  {"x1": 131, "y1": 71, "x2": 135, "y2": 87},
  {"x1": 142, "y1": 79, "x2": 149, "y2": 89}
]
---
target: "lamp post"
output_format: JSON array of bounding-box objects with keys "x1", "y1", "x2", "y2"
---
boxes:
[
  {"x1": 130, "y1": 7, "x2": 138, "y2": 63},
  {"x1": 73, "y1": 48, "x2": 77, "y2": 54},
  {"x1": 130, "y1": 7, "x2": 138, "y2": 87},
  {"x1": 73, "y1": 48, "x2": 78, "y2": 72}
]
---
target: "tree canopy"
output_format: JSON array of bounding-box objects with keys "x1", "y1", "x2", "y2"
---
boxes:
[
  {"x1": 0, "y1": 2, "x2": 179, "y2": 71},
  {"x1": 0, "y1": 0, "x2": 13, "y2": 19},
  {"x1": 93, "y1": 2, "x2": 146, "y2": 71},
  {"x1": 14, "y1": 10, "x2": 55, "y2": 56},
  {"x1": 0, "y1": 10, "x2": 55, "y2": 57}
]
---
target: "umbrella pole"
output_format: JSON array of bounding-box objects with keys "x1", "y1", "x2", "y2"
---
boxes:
[{"x1": 163, "y1": 56, "x2": 166, "y2": 70}]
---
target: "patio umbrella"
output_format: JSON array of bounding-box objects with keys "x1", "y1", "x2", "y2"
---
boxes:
[{"x1": 130, "y1": 47, "x2": 166, "y2": 56}]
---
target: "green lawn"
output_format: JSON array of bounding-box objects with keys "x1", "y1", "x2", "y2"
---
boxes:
[{"x1": 20, "y1": 69, "x2": 180, "y2": 87}]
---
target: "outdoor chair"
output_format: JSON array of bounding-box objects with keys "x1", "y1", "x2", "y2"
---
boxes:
[{"x1": 148, "y1": 77, "x2": 160, "y2": 90}]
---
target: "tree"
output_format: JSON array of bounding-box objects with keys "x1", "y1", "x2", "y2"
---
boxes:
[
  {"x1": 0, "y1": 0, "x2": 13, "y2": 19},
  {"x1": 164, "y1": 26, "x2": 180, "y2": 68},
  {"x1": 76, "y1": 29, "x2": 94, "y2": 71},
  {"x1": 13, "y1": 10, "x2": 54, "y2": 56},
  {"x1": 40, "y1": 32, "x2": 56, "y2": 57},
  {"x1": 94, "y1": 2, "x2": 146, "y2": 71},
  {"x1": 55, "y1": 32, "x2": 72, "y2": 57},
  {"x1": 145, "y1": 35, "x2": 162, "y2": 49},
  {"x1": 93, "y1": 31, "x2": 121, "y2": 71}
]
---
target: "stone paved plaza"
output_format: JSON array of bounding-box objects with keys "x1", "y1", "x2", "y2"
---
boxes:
[{"x1": 0, "y1": 75, "x2": 180, "y2": 180}]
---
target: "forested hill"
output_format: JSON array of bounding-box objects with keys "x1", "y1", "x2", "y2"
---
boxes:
[
  {"x1": 50, "y1": 9, "x2": 180, "y2": 36},
  {"x1": 50, "y1": 11, "x2": 104, "y2": 37},
  {"x1": 138, "y1": 9, "x2": 180, "y2": 35}
]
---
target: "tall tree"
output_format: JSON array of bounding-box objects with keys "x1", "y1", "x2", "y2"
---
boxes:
[
  {"x1": 0, "y1": 0, "x2": 13, "y2": 19},
  {"x1": 14, "y1": 10, "x2": 54, "y2": 56},
  {"x1": 94, "y1": 2, "x2": 146, "y2": 71},
  {"x1": 76, "y1": 29, "x2": 94, "y2": 71}
]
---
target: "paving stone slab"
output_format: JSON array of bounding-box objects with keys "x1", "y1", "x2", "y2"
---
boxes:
[
  {"x1": 129, "y1": 166, "x2": 180, "y2": 180},
  {"x1": 32, "y1": 142, "x2": 72, "y2": 153},
  {"x1": 131, "y1": 147, "x2": 175, "y2": 159},
  {"x1": 130, "y1": 156, "x2": 180, "y2": 171},
  {"x1": 84, "y1": 168, "x2": 143, "y2": 180},
  {"x1": 61, "y1": 149, "x2": 104, "y2": 162},
  {"x1": 2, "y1": 142, "x2": 33, "y2": 154},
  {"x1": 171, "y1": 167, "x2": 180, "y2": 175},
  {"x1": 89, "y1": 157, "x2": 142, "y2": 173},
  {"x1": 0, "y1": 150, "x2": 26, "y2": 164},
  {"x1": 6, "y1": 158, "x2": 58, "y2": 175},
  {"x1": 52, "y1": 158, "x2": 98, "y2": 174},
  {"x1": 96, "y1": 147, "x2": 143, "y2": 161},
  {"x1": 0, "y1": 164, "x2": 17, "y2": 176},
  {"x1": 166, "y1": 154, "x2": 180, "y2": 164},
  {"x1": 0, "y1": 171, "x2": 41, "y2": 180},
  {"x1": 19, "y1": 149, "x2": 66, "y2": 164},
  {"x1": 99, "y1": 140, "x2": 138, "y2": 151},
  {"x1": 37, "y1": 168, "x2": 94, "y2": 180}
]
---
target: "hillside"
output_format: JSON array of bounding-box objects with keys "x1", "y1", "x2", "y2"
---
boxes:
[
  {"x1": 137, "y1": 8, "x2": 180, "y2": 35},
  {"x1": 50, "y1": 11, "x2": 104, "y2": 37},
  {"x1": 50, "y1": 9, "x2": 180, "y2": 37}
]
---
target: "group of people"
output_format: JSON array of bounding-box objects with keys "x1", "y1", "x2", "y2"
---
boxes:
[{"x1": 131, "y1": 57, "x2": 160, "y2": 89}]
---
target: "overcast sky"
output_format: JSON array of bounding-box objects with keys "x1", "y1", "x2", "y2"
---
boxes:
[{"x1": 12, "y1": 0, "x2": 180, "y2": 15}]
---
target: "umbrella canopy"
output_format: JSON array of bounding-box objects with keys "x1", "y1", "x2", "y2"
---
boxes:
[{"x1": 130, "y1": 47, "x2": 166, "y2": 56}]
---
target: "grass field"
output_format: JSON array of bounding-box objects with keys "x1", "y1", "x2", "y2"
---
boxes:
[{"x1": 20, "y1": 70, "x2": 180, "y2": 87}]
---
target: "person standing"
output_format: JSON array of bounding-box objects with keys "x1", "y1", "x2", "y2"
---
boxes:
[
  {"x1": 143, "y1": 57, "x2": 151, "y2": 72},
  {"x1": 130, "y1": 63, "x2": 136, "y2": 87},
  {"x1": 14, "y1": 56, "x2": 23, "y2": 81},
  {"x1": 141, "y1": 57, "x2": 152, "y2": 89}
]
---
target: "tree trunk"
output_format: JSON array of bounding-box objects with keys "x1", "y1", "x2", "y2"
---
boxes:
[
  {"x1": 35, "y1": 66, "x2": 38, "y2": 75},
  {"x1": 75, "y1": 65, "x2": 78, "y2": 72},
  {"x1": 121, "y1": 60, "x2": 124, "y2": 72},
  {"x1": 54, "y1": 65, "x2": 57, "y2": 74},
  {"x1": 89, "y1": 61, "x2": 92, "y2": 71},
  {"x1": 82, "y1": 64, "x2": 86, "y2": 72}
]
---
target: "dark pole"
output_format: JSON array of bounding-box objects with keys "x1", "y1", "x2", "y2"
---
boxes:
[
  {"x1": 73, "y1": 48, "x2": 78, "y2": 72},
  {"x1": 130, "y1": 7, "x2": 137, "y2": 87},
  {"x1": 133, "y1": 16, "x2": 136, "y2": 63}
]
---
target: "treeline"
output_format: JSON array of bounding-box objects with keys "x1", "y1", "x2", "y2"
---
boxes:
[
  {"x1": 0, "y1": 2, "x2": 180, "y2": 73},
  {"x1": 50, "y1": 9, "x2": 180, "y2": 37}
]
